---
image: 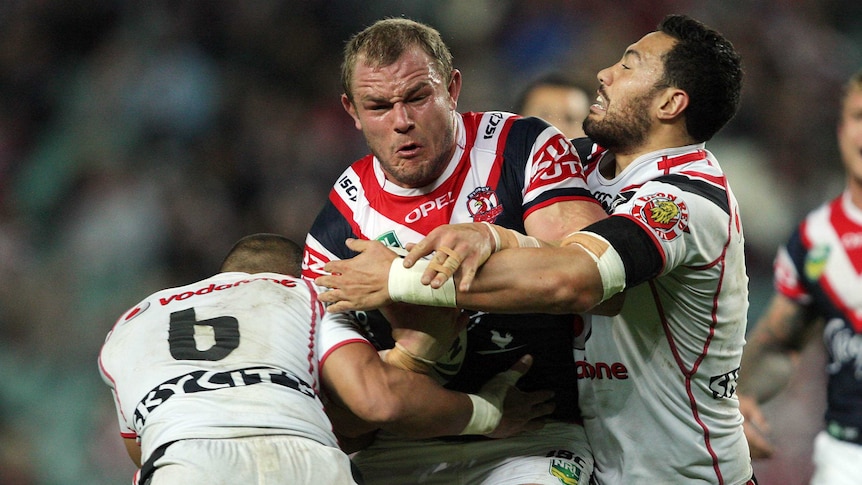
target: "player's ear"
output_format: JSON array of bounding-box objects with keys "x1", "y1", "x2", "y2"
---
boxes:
[
  {"x1": 447, "y1": 69, "x2": 462, "y2": 108},
  {"x1": 342, "y1": 93, "x2": 363, "y2": 130},
  {"x1": 656, "y1": 88, "x2": 688, "y2": 121}
]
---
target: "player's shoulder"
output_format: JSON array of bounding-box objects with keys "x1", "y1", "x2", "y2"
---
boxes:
[{"x1": 571, "y1": 137, "x2": 604, "y2": 167}]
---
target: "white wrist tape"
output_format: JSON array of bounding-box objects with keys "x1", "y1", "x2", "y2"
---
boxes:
[
  {"x1": 513, "y1": 230, "x2": 541, "y2": 248},
  {"x1": 461, "y1": 394, "x2": 501, "y2": 435},
  {"x1": 388, "y1": 257, "x2": 457, "y2": 307},
  {"x1": 481, "y1": 222, "x2": 541, "y2": 251},
  {"x1": 460, "y1": 366, "x2": 522, "y2": 435},
  {"x1": 481, "y1": 221, "x2": 502, "y2": 253},
  {"x1": 567, "y1": 232, "x2": 626, "y2": 301}
]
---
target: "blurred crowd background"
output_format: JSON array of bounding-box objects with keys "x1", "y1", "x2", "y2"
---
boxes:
[{"x1": 1, "y1": 1, "x2": 859, "y2": 483}]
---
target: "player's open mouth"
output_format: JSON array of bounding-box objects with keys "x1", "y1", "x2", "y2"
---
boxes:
[
  {"x1": 592, "y1": 93, "x2": 607, "y2": 112},
  {"x1": 398, "y1": 143, "x2": 421, "y2": 157}
]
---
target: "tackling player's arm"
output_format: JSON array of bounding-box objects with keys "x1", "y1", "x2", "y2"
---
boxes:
[
  {"x1": 320, "y1": 341, "x2": 554, "y2": 441},
  {"x1": 318, "y1": 217, "x2": 652, "y2": 315},
  {"x1": 523, "y1": 203, "x2": 624, "y2": 315}
]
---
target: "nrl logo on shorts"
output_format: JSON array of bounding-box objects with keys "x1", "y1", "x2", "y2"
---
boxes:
[
  {"x1": 467, "y1": 186, "x2": 503, "y2": 223},
  {"x1": 631, "y1": 192, "x2": 689, "y2": 241},
  {"x1": 549, "y1": 458, "x2": 582, "y2": 485}
]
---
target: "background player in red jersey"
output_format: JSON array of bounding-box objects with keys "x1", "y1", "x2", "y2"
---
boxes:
[
  {"x1": 318, "y1": 15, "x2": 757, "y2": 484},
  {"x1": 99, "y1": 233, "x2": 551, "y2": 485},
  {"x1": 303, "y1": 17, "x2": 606, "y2": 485},
  {"x1": 737, "y1": 69, "x2": 862, "y2": 484}
]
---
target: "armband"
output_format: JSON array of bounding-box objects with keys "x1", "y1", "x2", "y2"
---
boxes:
[
  {"x1": 388, "y1": 257, "x2": 457, "y2": 308},
  {"x1": 562, "y1": 231, "x2": 626, "y2": 301}
]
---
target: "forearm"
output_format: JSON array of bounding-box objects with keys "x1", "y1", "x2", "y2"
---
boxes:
[
  {"x1": 323, "y1": 343, "x2": 472, "y2": 438},
  {"x1": 453, "y1": 246, "x2": 604, "y2": 314},
  {"x1": 373, "y1": 370, "x2": 473, "y2": 437},
  {"x1": 737, "y1": 326, "x2": 797, "y2": 403},
  {"x1": 737, "y1": 294, "x2": 814, "y2": 402}
]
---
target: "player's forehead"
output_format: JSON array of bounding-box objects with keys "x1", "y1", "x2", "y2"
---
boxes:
[
  {"x1": 623, "y1": 31, "x2": 675, "y2": 67},
  {"x1": 350, "y1": 46, "x2": 443, "y2": 101}
]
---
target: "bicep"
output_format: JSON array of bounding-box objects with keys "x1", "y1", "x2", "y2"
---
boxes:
[
  {"x1": 321, "y1": 342, "x2": 384, "y2": 410},
  {"x1": 524, "y1": 200, "x2": 606, "y2": 242}
]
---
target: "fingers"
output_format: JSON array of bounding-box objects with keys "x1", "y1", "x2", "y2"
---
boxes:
[
  {"x1": 509, "y1": 388, "x2": 556, "y2": 427},
  {"x1": 508, "y1": 354, "x2": 533, "y2": 376},
  {"x1": 316, "y1": 288, "x2": 351, "y2": 313},
  {"x1": 529, "y1": 392, "x2": 556, "y2": 418},
  {"x1": 344, "y1": 237, "x2": 372, "y2": 252},
  {"x1": 324, "y1": 300, "x2": 353, "y2": 314},
  {"x1": 427, "y1": 246, "x2": 462, "y2": 276},
  {"x1": 743, "y1": 421, "x2": 775, "y2": 459},
  {"x1": 738, "y1": 395, "x2": 774, "y2": 459},
  {"x1": 404, "y1": 239, "x2": 435, "y2": 268},
  {"x1": 425, "y1": 246, "x2": 463, "y2": 287}
]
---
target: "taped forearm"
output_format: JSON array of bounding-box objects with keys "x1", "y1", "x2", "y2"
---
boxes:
[
  {"x1": 459, "y1": 365, "x2": 523, "y2": 435},
  {"x1": 388, "y1": 257, "x2": 457, "y2": 307},
  {"x1": 560, "y1": 231, "x2": 625, "y2": 301}
]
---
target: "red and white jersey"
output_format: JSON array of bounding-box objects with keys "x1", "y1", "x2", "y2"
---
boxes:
[
  {"x1": 573, "y1": 142, "x2": 753, "y2": 483},
  {"x1": 774, "y1": 190, "x2": 862, "y2": 436},
  {"x1": 304, "y1": 112, "x2": 597, "y2": 422},
  {"x1": 98, "y1": 272, "x2": 368, "y2": 465}
]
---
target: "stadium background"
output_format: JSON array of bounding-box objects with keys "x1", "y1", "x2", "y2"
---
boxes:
[{"x1": 0, "y1": 1, "x2": 859, "y2": 483}]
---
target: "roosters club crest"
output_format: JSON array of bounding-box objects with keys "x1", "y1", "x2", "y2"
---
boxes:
[
  {"x1": 631, "y1": 192, "x2": 689, "y2": 241},
  {"x1": 467, "y1": 186, "x2": 503, "y2": 223}
]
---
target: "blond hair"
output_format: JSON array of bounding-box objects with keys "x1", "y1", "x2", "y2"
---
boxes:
[{"x1": 341, "y1": 18, "x2": 453, "y2": 102}]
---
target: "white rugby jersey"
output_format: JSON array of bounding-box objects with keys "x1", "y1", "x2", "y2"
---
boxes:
[
  {"x1": 774, "y1": 191, "x2": 862, "y2": 437},
  {"x1": 572, "y1": 142, "x2": 753, "y2": 483},
  {"x1": 304, "y1": 112, "x2": 598, "y2": 422},
  {"x1": 98, "y1": 272, "x2": 368, "y2": 464}
]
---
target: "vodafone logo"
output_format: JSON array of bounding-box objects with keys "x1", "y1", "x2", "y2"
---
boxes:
[
  {"x1": 576, "y1": 360, "x2": 629, "y2": 379},
  {"x1": 158, "y1": 278, "x2": 298, "y2": 306}
]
